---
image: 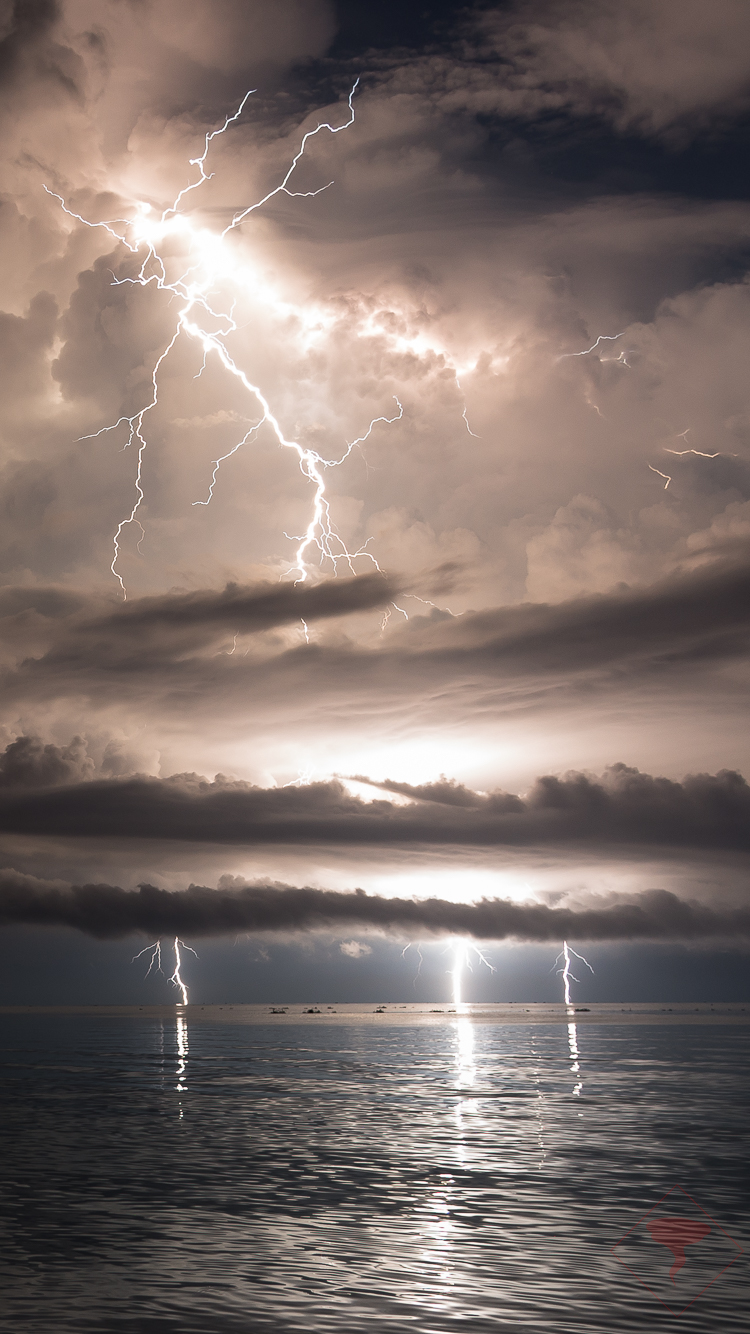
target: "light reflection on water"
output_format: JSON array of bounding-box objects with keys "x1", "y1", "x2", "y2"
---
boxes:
[{"x1": 0, "y1": 1012, "x2": 747, "y2": 1333}]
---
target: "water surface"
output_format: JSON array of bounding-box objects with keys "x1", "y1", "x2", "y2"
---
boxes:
[{"x1": 1, "y1": 1008, "x2": 747, "y2": 1331}]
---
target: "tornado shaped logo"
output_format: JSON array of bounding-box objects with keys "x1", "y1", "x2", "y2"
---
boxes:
[
  {"x1": 646, "y1": 1218, "x2": 711, "y2": 1281},
  {"x1": 611, "y1": 1184, "x2": 743, "y2": 1315}
]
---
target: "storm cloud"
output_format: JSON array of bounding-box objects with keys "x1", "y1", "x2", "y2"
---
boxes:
[
  {"x1": 1, "y1": 871, "x2": 747, "y2": 944},
  {"x1": 2, "y1": 2, "x2": 750, "y2": 997},
  {"x1": 0, "y1": 755, "x2": 747, "y2": 853}
]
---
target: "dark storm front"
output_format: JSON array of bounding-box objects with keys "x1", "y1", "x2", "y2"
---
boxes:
[{"x1": 0, "y1": 1016, "x2": 747, "y2": 1333}]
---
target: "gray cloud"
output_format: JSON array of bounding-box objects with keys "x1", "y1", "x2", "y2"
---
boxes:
[
  {"x1": 0, "y1": 733, "x2": 93, "y2": 788},
  {"x1": 387, "y1": 1, "x2": 750, "y2": 144},
  {"x1": 2, "y1": 1, "x2": 750, "y2": 1003},
  {"x1": 0, "y1": 759, "x2": 747, "y2": 853},
  {"x1": 3, "y1": 556, "x2": 748, "y2": 718},
  {"x1": 1, "y1": 870, "x2": 748, "y2": 943}
]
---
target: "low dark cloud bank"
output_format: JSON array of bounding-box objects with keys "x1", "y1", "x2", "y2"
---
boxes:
[
  {"x1": 1, "y1": 872, "x2": 748, "y2": 944},
  {"x1": 82, "y1": 573, "x2": 396, "y2": 639},
  {"x1": 0, "y1": 751, "x2": 748, "y2": 852}
]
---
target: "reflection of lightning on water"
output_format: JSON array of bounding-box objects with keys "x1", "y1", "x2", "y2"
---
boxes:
[
  {"x1": 133, "y1": 935, "x2": 197, "y2": 1005},
  {"x1": 553, "y1": 940, "x2": 593, "y2": 1102},
  {"x1": 175, "y1": 1013, "x2": 189, "y2": 1101},
  {"x1": 46, "y1": 81, "x2": 411, "y2": 596}
]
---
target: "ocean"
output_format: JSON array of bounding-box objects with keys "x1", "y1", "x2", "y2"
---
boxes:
[{"x1": 0, "y1": 1004, "x2": 747, "y2": 1332}]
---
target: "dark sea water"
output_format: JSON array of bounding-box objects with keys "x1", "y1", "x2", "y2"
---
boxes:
[{"x1": 0, "y1": 1006, "x2": 747, "y2": 1333}]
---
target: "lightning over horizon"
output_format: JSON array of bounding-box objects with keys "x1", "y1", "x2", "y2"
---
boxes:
[{"x1": 133, "y1": 935, "x2": 197, "y2": 1005}]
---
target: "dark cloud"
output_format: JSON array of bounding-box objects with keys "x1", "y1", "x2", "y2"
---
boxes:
[
  {"x1": 1, "y1": 870, "x2": 748, "y2": 943},
  {"x1": 3, "y1": 556, "x2": 748, "y2": 716},
  {"x1": 0, "y1": 734, "x2": 93, "y2": 788},
  {"x1": 2, "y1": 1, "x2": 750, "y2": 1004},
  {"x1": 82, "y1": 571, "x2": 397, "y2": 638},
  {"x1": 0, "y1": 760, "x2": 747, "y2": 852}
]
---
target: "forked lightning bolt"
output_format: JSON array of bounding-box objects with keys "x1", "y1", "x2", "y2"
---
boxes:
[
  {"x1": 451, "y1": 938, "x2": 495, "y2": 1007},
  {"x1": 46, "y1": 81, "x2": 408, "y2": 596},
  {"x1": 554, "y1": 940, "x2": 594, "y2": 1007},
  {"x1": 133, "y1": 935, "x2": 197, "y2": 1005}
]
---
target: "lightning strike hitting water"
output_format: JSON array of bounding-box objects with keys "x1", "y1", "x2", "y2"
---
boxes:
[
  {"x1": 133, "y1": 935, "x2": 197, "y2": 1005},
  {"x1": 46, "y1": 82, "x2": 412, "y2": 596},
  {"x1": 553, "y1": 941, "x2": 594, "y2": 1101},
  {"x1": 554, "y1": 940, "x2": 595, "y2": 1007},
  {"x1": 451, "y1": 938, "x2": 495, "y2": 1007}
]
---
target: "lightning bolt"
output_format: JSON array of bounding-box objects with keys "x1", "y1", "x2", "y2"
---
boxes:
[
  {"x1": 553, "y1": 941, "x2": 593, "y2": 1102},
  {"x1": 450, "y1": 938, "x2": 495, "y2": 1008},
  {"x1": 401, "y1": 941, "x2": 424, "y2": 987},
  {"x1": 47, "y1": 81, "x2": 411, "y2": 597},
  {"x1": 133, "y1": 936, "x2": 196, "y2": 1005},
  {"x1": 554, "y1": 940, "x2": 594, "y2": 1007},
  {"x1": 558, "y1": 333, "x2": 626, "y2": 359},
  {"x1": 648, "y1": 463, "x2": 672, "y2": 490}
]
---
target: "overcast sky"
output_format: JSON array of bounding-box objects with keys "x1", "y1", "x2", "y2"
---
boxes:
[{"x1": 1, "y1": 0, "x2": 749, "y2": 1003}]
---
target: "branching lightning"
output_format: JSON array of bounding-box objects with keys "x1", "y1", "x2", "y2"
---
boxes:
[
  {"x1": 450, "y1": 938, "x2": 495, "y2": 1007},
  {"x1": 401, "y1": 941, "x2": 424, "y2": 987},
  {"x1": 133, "y1": 935, "x2": 197, "y2": 1005},
  {"x1": 558, "y1": 333, "x2": 626, "y2": 360},
  {"x1": 553, "y1": 941, "x2": 593, "y2": 1103},
  {"x1": 554, "y1": 940, "x2": 594, "y2": 1007},
  {"x1": 46, "y1": 81, "x2": 414, "y2": 597}
]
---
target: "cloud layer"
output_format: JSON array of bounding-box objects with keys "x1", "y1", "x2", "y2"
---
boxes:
[
  {"x1": 0, "y1": 750, "x2": 747, "y2": 853},
  {"x1": 1, "y1": 871, "x2": 747, "y2": 944},
  {"x1": 2, "y1": 3, "x2": 750, "y2": 991}
]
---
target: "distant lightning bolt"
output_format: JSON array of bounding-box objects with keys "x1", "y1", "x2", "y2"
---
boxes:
[
  {"x1": 169, "y1": 936, "x2": 197, "y2": 1006},
  {"x1": 648, "y1": 463, "x2": 672, "y2": 490},
  {"x1": 401, "y1": 941, "x2": 424, "y2": 987},
  {"x1": 558, "y1": 333, "x2": 625, "y2": 359},
  {"x1": 133, "y1": 936, "x2": 196, "y2": 1006},
  {"x1": 462, "y1": 406, "x2": 480, "y2": 437},
  {"x1": 553, "y1": 941, "x2": 593, "y2": 1101},
  {"x1": 664, "y1": 448, "x2": 722, "y2": 458},
  {"x1": 133, "y1": 939, "x2": 162, "y2": 976},
  {"x1": 450, "y1": 938, "x2": 495, "y2": 1008},
  {"x1": 554, "y1": 940, "x2": 594, "y2": 1007},
  {"x1": 47, "y1": 80, "x2": 411, "y2": 597}
]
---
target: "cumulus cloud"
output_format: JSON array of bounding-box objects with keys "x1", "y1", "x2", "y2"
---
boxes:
[
  {"x1": 339, "y1": 939, "x2": 371, "y2": 958},
  {"x1": 0, "y1": 733, "x2": 94, "y2": 788},
  {"x1": 1, "y1": 870, "x2": 748, "y2": 944}
]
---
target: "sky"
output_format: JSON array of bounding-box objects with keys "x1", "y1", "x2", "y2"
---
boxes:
[{"x1": 1, "y1": 0, "x2": 749, "y2": 1003}]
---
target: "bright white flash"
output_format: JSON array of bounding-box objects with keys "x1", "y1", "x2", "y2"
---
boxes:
[
  {"x1": 554, "y1": 940, "x2": 594, "y2": 1007},
  {"x1": 133, "y1": 935, "x2": 197, "y2": 1006},
  {"x1": 46, "y1": 81, "x2": 411, "y2": 597},
  {"x1": 451, "y1": 938, "x2": 495, "y2": 1007}
]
